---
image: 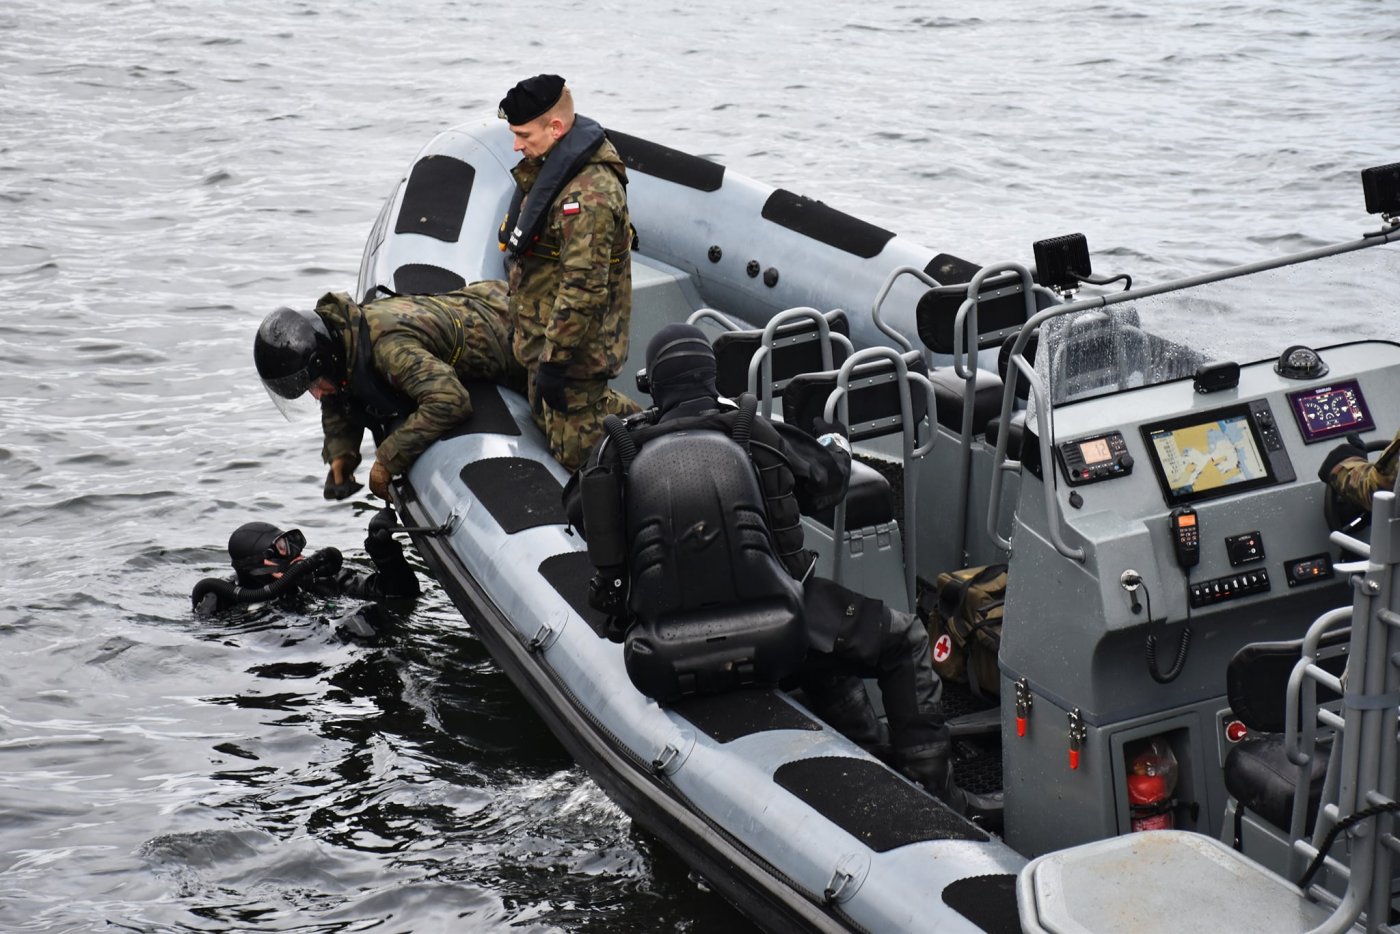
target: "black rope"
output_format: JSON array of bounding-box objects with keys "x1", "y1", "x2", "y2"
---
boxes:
[{"x1": 1296, "y1": 800, "x2": 1400, "y2": 891}]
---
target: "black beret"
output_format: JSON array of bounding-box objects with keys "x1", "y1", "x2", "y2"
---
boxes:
[{"x1": 498, "y1": 74, "x2": 566, "y2": 124}]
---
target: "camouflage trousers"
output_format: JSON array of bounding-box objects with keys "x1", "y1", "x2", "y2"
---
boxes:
[{"x1": 529, "y1": 375, "x2": 641, "y2": 471}]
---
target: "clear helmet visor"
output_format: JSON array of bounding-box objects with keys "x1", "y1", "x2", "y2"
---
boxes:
[{"x1": 261, "y1": 372, "x2": 322, "y2": 421}]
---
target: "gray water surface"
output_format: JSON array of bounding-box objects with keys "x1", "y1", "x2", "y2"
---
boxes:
[{"x1": 2, "y1": 2, "x2": 1397, "y2": 931}]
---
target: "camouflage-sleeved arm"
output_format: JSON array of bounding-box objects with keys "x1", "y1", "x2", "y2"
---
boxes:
[
  {"x1": 321, "y1": 399, "x2": 366, "y2": 470},
  {"x1": 1331, "y1": 432, "x2": 1400, "y2": 511},
  {"x1": 542, "y1": 198, "x2": 616, "y2": 367},
  {"x1": 371, "y1": 334, "x2": 473, "y2": 476}
]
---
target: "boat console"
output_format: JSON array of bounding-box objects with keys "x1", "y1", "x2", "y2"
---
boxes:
[{"x1": 995, "y1": 319, "x2": 1400, "y2": 855}]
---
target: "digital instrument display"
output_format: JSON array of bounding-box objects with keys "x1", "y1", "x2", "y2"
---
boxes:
[
  {"x1": 1056, "y1": 430, "x2": 1133, "y2": 486},
  {"x1": 1079, "y1": 437, "x2": 1112, "y2": 463},
  {"x1": 1141, "y1": 405, "x2": 1278, "y2": 506},
  {"x1": 1286, "y1": 378, "x2": 1375, "y2": 444}
]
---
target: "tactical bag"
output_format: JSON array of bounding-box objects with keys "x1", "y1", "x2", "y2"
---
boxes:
[{"x1": 919, "y1": 563, "x2": 1007, "y2": 699}]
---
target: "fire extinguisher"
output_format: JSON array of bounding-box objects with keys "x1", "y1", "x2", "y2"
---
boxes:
[{"x1": 1126, "y1": 737, "x2": 1179, "y2": 831}]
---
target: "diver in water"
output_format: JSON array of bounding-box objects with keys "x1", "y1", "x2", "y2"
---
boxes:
[{"x1": 191, "y1": 507, "x2": 420, "y2": 636}]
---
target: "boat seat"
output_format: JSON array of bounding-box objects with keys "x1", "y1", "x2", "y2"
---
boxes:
[
  {"x1": 911, "y1": 266, "x2": 1037, "y2": 440},
  {"x1": 928, "y1": 367, "x2": 1002, "y2": 436},
  {"x1": 782, "y1": 348, "x2": 937, "y2": 611},
  {"x1": 1222, "y1": 631, "x2": 1347, "y2": 836},
  {"x1": 984, "y1": 411, "x2": 1025, "y2": 461},
  {"x1": 781, "y1": 350, "x2": 929, "y2": 444},
  {"x1": 710, "y1": 308, "x2": 851, "y2": 401},
  {"x1": 915, "y1": 268, "x2": 1042, "y2": 362},
  {"x1": 810, "y1": 458, "x2": 895, "y2": 531}
]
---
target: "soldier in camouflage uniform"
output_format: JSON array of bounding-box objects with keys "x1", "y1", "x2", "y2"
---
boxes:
[
  {"x1": 498, "y1": 74, "x2": 640, "y2": 471},
  {"x1": 254, "y1": 280, "x2": 526, "y2": 500},
  {"x1": 1321, "y1": 430, "x2": 1400, "y2": 512}
]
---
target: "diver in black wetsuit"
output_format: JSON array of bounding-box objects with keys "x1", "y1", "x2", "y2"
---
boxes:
[{"x1": 191, "y1": 508, "x2": 419, "y2": 636}]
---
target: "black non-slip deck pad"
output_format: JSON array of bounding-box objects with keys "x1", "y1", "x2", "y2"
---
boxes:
[
  {"x1": 670, "y1": 689, "x2": 822, "y2": 744},
  {"x1": 538, "y1": 551, "x2": 611, "y2": 638},
  {"x1": 941, "y1": 874, "x2": 1021, "y2": 933},
  {"x1": 459, "y1": 457, "x2": 566, "y2": 534},
  {"x1": 393, "y1": 262, "x2": 467, "y2": 295},
  {"x1": 438, "y1": 381, "x2": 521, "y2": 440},
  {"x1": 394, "y1": 154, "x2": 474, "y2": 242},
  {"x1": 774, "y1": 756, "x2": 986, "y2": 852}
]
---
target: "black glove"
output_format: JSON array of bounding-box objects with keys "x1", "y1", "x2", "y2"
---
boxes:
[
  {"x1": 1318, "y1": 441, "x2": 1367, "y2": 483},
  {"x1": 324, "y1": 469, "x2": 363, "y2": 501},
  {"x1": 534, "y1": 361, "x2": 569, "y2": 414},
  {"x1": 365, "y1": 513, "x2": 407, "y2": 567},
  {"x1": 367, "y1": 507, "x2": 399, "y2": 543}
]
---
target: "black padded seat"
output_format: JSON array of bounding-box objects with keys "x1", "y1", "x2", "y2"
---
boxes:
[
  {"x1": 1224, "y1": 734, "x2": 1328, "y2": 833},
  {"x1": 781, "y1": 350, "x2": 928, "y2": 444},
  {"x1": 1227, "y1": 631, "x2": 1347, "y2": 735},
  {"x1": 810, "y1": 459, "x2": 894, "y2": 530},
  {"x1": 928, "y1": 367, "x2": 1003, "y2": 436},
  {"x1": 712, "y1": 309, "x2": 851, "y2": 399},
  {"x1": 985, "y1": 412, "x2": 1025, "y2": 460},
  {"x1": 1222, "y1": 629, "x2": 1348, "y2": 835}
]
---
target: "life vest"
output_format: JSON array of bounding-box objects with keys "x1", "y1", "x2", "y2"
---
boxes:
[{"x1": 499, "y1": 116, "x2": 609, "y2": 257}]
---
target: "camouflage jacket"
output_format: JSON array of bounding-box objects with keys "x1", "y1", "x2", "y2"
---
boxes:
[
  {"x1": 314, "y1": 281, "x2": 523, "y2": 476},
  {"x1": 1331, "y1": 429, "x2": 1400, "y2": 511},
  {"x1": 507, "y1": 131, "x2": 631, "y2": 382}
]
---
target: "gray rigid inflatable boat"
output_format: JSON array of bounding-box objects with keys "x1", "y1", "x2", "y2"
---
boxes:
[{"x1": 359, "y1": 122, "x2": 1400, "y2": 932}]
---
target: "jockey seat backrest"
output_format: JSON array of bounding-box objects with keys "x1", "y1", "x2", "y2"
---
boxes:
[
  {"x1": 778, "y1": 347, "x2": 938, "y2": 612},
  {"x1": 712, "y1": 309, "x2": 851, "y2": 402},
  {"x1": 780, "y1": 349, "x2": 930, "y2": 444},
  {"x1": 916, "y1": 268, "x2": 1041, "y2": 359},
  {"x1": 1227, "y1": 629, "x2": 1349, "y2": 735}
]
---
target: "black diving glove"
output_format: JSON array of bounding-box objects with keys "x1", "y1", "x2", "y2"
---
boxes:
[
  {"x1": 324, "y1": 469, "x2": 364, "y2": 501},
  {"x1": 367, "y1": 507, "x2": 399, "y2": 541},
  {"x1": 365, "y1": 508, "x2": 404, "y2": 562},
  {"x1": 534, "y1": 361, "x2": 569, "y2": 413},
  {"x1": 1318, "y1": 440, "x2": 1367, "y2": 483}
]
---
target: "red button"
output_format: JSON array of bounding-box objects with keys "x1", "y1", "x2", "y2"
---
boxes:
[{"x1": 1226, "y1": 720, "x2": 1248, "y2": 743}]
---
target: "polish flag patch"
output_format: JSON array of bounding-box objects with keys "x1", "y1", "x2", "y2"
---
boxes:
[
  {"x1": 561, "y1": 201, "x2": 581, "y2": 215},
  {"x1": 933, "y1": 634, "x2": 953, "y2": 663}
]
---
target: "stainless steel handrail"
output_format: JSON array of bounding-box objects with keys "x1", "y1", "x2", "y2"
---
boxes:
[{"x1": 823, "y1": 346, "x2": 937, "y2": 611}]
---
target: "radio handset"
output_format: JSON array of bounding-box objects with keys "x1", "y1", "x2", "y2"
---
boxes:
[
  {"x1": 1169, "y1": 506, "x2": 1200, "y2": 570},
  {"x1": 1144, "y1": 506, "x2": 1199, "y2": 684}
]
